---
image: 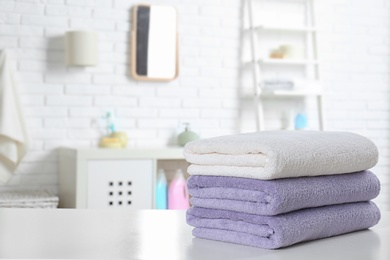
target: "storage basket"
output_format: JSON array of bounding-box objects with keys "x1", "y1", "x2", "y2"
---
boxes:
[{"x1": 0, "y1": 190, "x2": 59, "y2": 208}]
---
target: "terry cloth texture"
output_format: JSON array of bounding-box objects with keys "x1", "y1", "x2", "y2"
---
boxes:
[
  {"x1": 187, "y1": 170, "x2": 380, "y2": 215},
  {"x1": 184, "y1": 131, "x2": 378, "y2": 180},
  {"x1": 186, "y1": 202, "x2": 381, "y2": 249}
]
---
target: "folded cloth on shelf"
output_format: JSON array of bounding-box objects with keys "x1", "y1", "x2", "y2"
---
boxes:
[
  {"x1": 0, "y1": 190, "x2": 59, "y2": 208},
  {"x1": 187, "y1": 170, "x2": 380, "y2": 215},
  {"x1": 186, "y1": 202, "x2": 381, "y2": 249},
  {"x1": 184, "y1": 131, "x2": 378, "y2": 180}
]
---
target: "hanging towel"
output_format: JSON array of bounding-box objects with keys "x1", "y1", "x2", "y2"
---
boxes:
[
  {"x1": 0, "y1": 50, "x2": 29, "y2": 183},
  {"x1": 184, "y1": 131, "x2": 378, "y2": 180},
  {"x1": 186, "y1": 202, "x2": 381, "y2": 249},
  {"x1": 187, "y1": 170, "x2": 380, "y2": 215}
]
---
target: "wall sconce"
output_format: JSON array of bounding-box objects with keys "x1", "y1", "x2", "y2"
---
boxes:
[{"x1": 65, "y1": 30, "x2": 98, "y2": 66}]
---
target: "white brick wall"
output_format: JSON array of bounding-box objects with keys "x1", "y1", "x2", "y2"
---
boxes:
[
  {"x1": 0, "y1": 0, "x2": 241, "y2": 194},
  {"x1": 1, "y1": 0, "x2": 389, "y2": 210},
  {"x1": 318, "y1": 0, "x2": 390, "y2": 210},
  {"x1": 241, "y1": 0, "x2": 390, "y2": 210}
]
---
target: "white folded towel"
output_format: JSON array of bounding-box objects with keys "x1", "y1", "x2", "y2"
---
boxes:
[
  {"x1": 0, "y1": 50, "x2": 29, "y2": 183},
  {"x1": 184, "y1": 131, "x2": 378, "y2": 180}
]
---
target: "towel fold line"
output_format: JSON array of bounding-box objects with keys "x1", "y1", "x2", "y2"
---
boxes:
[{"x1": 190, "y1": 187, "x2": 270, "y2": 204}]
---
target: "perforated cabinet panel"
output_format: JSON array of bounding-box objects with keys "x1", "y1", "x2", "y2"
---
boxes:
[{"x1": 87, "y1": 160, "x2": 154, "y2": 209}]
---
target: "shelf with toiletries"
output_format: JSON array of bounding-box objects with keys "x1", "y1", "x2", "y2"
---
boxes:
[
  {"x1": 245, "y1": 0, "x2": 324, "y2": 131},
  {"x1": 155, "y1": 166, "x2": 190, "y2": 210},
  {"x1": 58, "y1": 147, "x2": 188, "y2": 209},
  {"x1": 153, "y1": 123, "x2": 197, "y2": 210}
]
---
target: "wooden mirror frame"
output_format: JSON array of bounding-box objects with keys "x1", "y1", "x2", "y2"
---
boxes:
[{"x1": 130, "y1": 4, "x2": 179, "y2": 82}]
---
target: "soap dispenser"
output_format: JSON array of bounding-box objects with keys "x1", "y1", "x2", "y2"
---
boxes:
[
  {"x1": 168, "y1": 169, "x2": 189, "y2": 210},
  {"x1": 178, "y1": 122, "x2": 199, "y2": 146},
  {"x1": 155, "y1": 169, "x2": 168, "y2": 210}
]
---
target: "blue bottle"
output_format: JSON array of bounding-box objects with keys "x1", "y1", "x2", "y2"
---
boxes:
[
  {"x1": 155, "y1": 169, "x2": 168, "y2": 209},
  {"x1": 294, "y1": 113, "x2": 308, "y2": 130}
]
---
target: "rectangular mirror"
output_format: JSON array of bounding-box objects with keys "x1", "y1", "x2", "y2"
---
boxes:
[{"x1": 131, "y1": 5, "x2": 179, "y2": 81}]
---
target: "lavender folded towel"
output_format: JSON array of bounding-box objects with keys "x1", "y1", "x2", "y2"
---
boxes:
[
  {"x1": 186, "y1": 202, "x2": 381, "y2": 249},
  {"x1": 187, "y1": 170, "x2": 380, "y2": 215}
]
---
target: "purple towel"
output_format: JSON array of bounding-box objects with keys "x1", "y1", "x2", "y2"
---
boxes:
[
  {"x1": 186, "y1": 202, "x2": 381, "y2": 249},
  {"x1": 187, "y1": 170, "x2": 380, "y2": 215}
]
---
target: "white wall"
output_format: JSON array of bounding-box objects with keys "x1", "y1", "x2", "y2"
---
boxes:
[
  {"x1": 317, "y1": 0, "x2": 390, "y2": 210},
  {"x1": 0, "y1": 0, "x2": 241, "y2": 193},
  {"x1": 241, "y1": 0, "x2": 390, "y2": 210},
  {"x1": 1, "y1": 0, "x2": 389, "y2": 210}
]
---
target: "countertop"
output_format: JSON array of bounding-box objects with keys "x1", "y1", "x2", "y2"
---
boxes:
[{"x1": 0, "y1": 209, "x2": 388, "y2": 259}]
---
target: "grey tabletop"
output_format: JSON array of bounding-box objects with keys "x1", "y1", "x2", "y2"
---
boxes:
[{"x1": 0, "y1": 209, "x2": 388, "y2": 259}]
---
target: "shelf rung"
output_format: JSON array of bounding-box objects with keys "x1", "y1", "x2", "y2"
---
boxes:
[
  {"x1": 258, "y1": 58, "x2": 319, "y2": 65},
  {"x1": 255, "y1": 25, "x2": 316, "y2": 32},
  {"x1": 260, "y1": 89, "x2": 323, "y2": 97}
]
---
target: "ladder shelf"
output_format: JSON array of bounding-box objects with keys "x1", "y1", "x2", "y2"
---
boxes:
[{"x1": 246, "y1": 0, "x2": 325, "y2": 131}]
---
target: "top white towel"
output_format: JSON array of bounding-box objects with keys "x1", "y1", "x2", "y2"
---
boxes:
[
  {"x1": 0, "y1": 50, "x2": 29, "y2": 183},
  {"x1": 184, "y1": 131, "x2": 378, "y2": 180}
]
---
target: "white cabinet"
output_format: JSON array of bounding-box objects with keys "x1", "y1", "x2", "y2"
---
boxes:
[
  {"x1": 59, "y1": 147, "x2": 185, "y2": 209},
  {"x1": 87, "y1": 159, "x2": 153, "y2": 209}
]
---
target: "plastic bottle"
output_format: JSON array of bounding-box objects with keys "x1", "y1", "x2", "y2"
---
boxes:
[
  {"x1": 155, "y1": 169, "x2": 168, "y2": 210},
  {"x1": 168, "y1": 169, "x2": 190, "y2": 210},
  {"x1": 294, "y1": 113, "x2": 308, "y2": 130},
  {"x1": 177, "y1": 122, "x2": 199, "y2": 146}
]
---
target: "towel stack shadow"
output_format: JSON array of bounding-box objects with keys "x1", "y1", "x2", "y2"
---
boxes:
[{"x1": 184, "y1": 131, "x2": 381, "y2": 249}]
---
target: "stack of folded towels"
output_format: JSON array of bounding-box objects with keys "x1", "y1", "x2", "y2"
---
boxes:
[{"x1": 184, "y1": 131, "x2": 381, "y2": 249}]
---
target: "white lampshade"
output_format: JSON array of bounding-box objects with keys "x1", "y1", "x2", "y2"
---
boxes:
[{"x1": 65, "y1": 30, "x2": 98, "y2": 66}]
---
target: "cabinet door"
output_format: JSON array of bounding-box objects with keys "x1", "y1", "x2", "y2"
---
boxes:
[{"x1": 87, "y1": 159, "x2": 154, "y2": 209}]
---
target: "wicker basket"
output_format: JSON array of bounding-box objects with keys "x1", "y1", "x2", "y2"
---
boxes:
[{"x1": 0, "y1": 190, "x2": 59, "y2": 208}]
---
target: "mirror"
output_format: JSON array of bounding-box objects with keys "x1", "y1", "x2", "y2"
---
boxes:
[{"x1": 131, "y1": 5, "x2": 179, "y2": 81}]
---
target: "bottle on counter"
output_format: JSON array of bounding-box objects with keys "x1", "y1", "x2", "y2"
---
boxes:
[
  {"x1": 168, "y1": 169, "x2": 189, "y2": 210},
  {"x1": 177, "y1": 122, "x2": 199, "y2": 146},
  {"x1": 294, "y1": 113, "x2": 308, "y2": 130},
  {"x1": 155, "y1": 169, "x2": 168, "y2": 210}
]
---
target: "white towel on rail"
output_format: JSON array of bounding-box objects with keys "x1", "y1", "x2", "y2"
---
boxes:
[
  {"x1": 184, "y1": 131, "x2": 378, "y2": 180},
  {"x1": 0, "y1": 50, "x2": 29, "y2": 183}
]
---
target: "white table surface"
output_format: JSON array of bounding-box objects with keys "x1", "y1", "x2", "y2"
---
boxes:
[{"x1": 0, "y1": 209, "x2": 388, "y2": 260}]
